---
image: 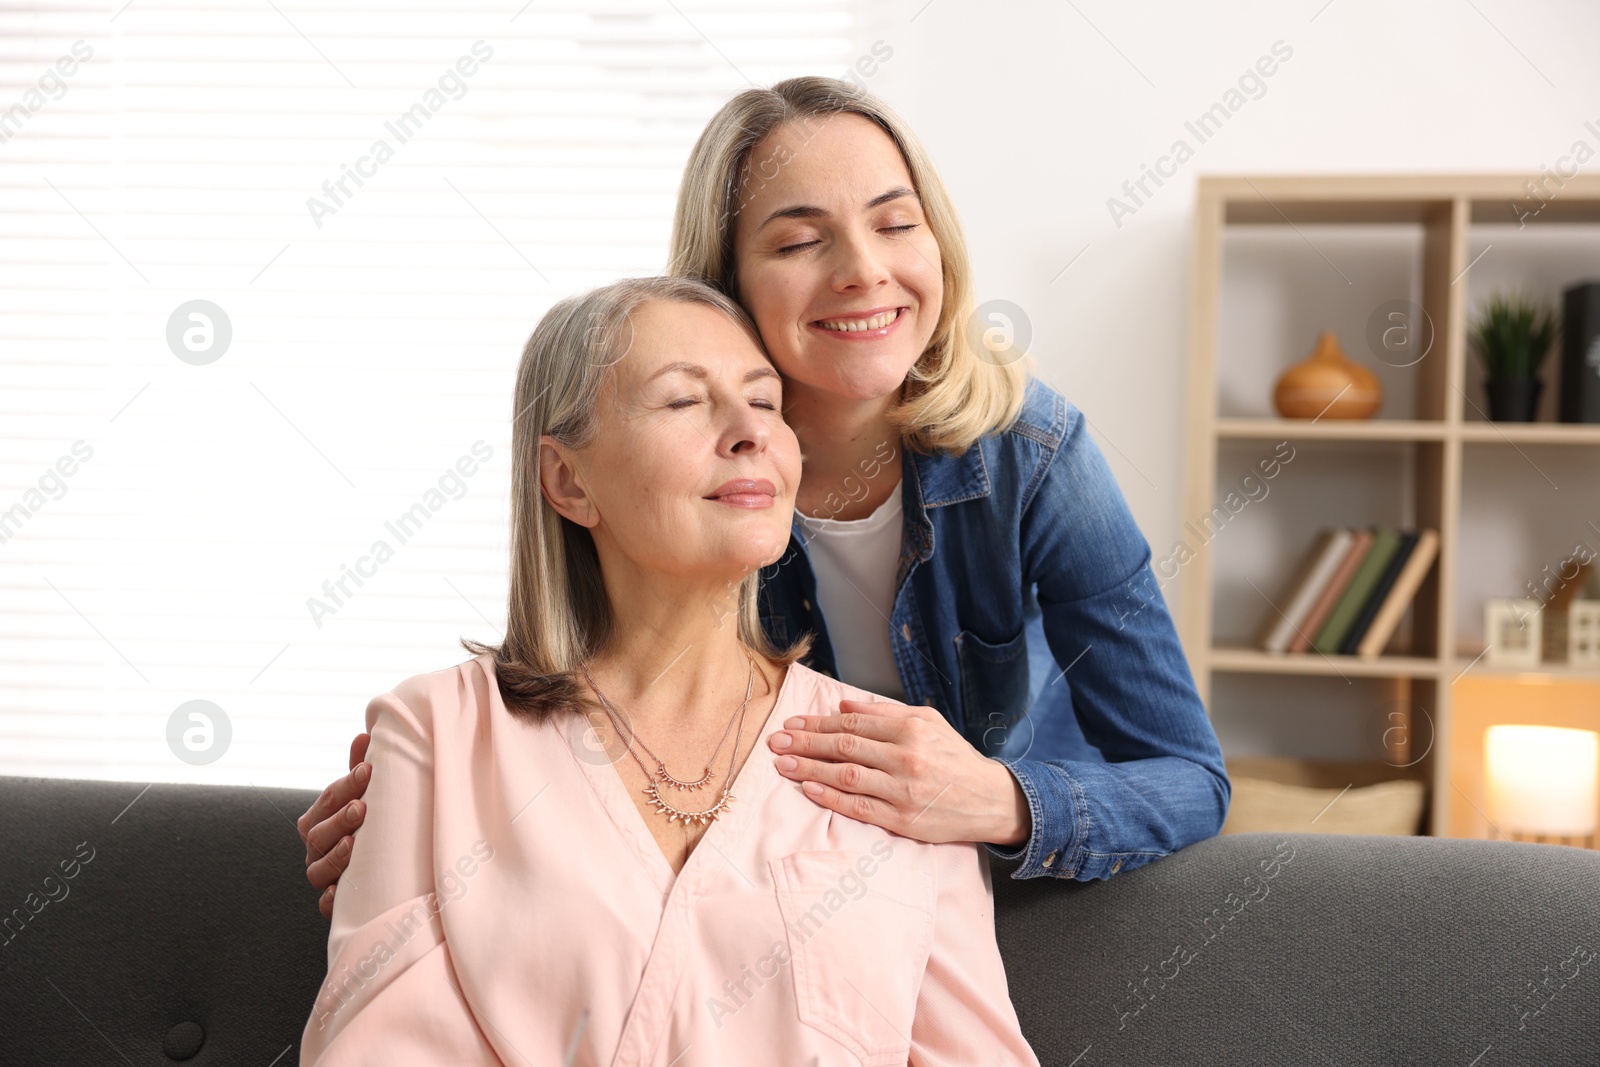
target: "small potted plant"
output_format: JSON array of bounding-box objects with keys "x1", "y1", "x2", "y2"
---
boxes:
[{"x1": 1469, "y1": 292, "x2": 1560, "y2": 422}]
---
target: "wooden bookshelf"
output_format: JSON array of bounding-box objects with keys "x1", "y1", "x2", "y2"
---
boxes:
[
  {"x1": 1209, "y1": 647, "x2": 1443, "y2": 679},
  {"x1": 1215, "y1": 418, "x2": 1449, "y2": 442},
  {"x1": 1179, "y1": 174, "x2": 1600, "y2": 841}
]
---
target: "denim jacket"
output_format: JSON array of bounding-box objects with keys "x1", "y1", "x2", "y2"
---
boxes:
[{"x1": 758, "y1": 376, "x2": 1230, "y2": 881}]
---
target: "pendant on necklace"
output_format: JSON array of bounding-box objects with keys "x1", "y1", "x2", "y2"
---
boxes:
[
  {"x1": 655, "y1": 762, "x2": 715, "y2": 791},
  {"x1": 643, "y1": 780, "x2": 734, "y2": 827}
]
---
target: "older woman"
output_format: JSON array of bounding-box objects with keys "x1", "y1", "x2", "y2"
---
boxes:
[
  {"x1": 298, "y1": 276, "x2": 1039, "y2": 1066},
  {"x1": 303, "y1": 76, "x2": 1227, "y2": 908}
]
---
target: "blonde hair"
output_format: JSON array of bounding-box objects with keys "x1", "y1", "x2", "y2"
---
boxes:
[
  {"x1": 463, "y1": 276, "x2": 810, "y2": 722},
  {"x1": 668, "y1": 76, "x2": 1029, "y2": 456}
]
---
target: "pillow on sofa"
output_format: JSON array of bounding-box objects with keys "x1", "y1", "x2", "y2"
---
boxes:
[{"x1": 1221, "y1": 774, "x2": 1426, "y2": 836}]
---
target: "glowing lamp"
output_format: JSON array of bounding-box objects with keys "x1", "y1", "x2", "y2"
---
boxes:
[{"x1": 1484, "y1": 724, "x2": 1599, "y2": 843}]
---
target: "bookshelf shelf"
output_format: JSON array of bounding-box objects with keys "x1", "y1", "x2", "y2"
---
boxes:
[
  {"x1": 1216, "y1": 420, "x2": 1600, "y2": 445},
  {"x1": 1215, "y1": 418, "x2": 1447, "y2": 441},
  {"x1": 1211, "y1": 646, "x2": 1442, "y2": 678},
  {"x1": 1180, "y1": 174, "x2": 1600, "y2": 843},
  {"x1": 1449, "y1": 657, "x2": 1600, "y2": 682},
  {"x1": 1216, "y1": 419, "x2": 1600, "y2": 445},
  {"x1": 1457, "y1": 423, "x2": 1600, "y2": 445}
]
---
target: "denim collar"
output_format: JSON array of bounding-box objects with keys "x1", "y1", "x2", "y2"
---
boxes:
[
  {"x1": 909, "y1": 442, "x2": 992, "y2": 509},
  {"x1": 898, "y1": 442, "x2": 992, "y2": 571}
]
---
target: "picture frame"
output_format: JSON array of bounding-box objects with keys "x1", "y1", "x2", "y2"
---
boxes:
[{"x1": 1485, "y1": 598, "x2": 1543, "y2": 668}]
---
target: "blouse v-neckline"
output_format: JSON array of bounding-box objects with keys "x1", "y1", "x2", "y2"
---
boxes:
[{"x1": 570, "y1": 662, "x2": 802, "y2": 896}]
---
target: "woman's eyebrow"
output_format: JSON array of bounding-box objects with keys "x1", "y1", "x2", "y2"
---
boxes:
[
  {"x1": 646, "y1": 361, "x2": 781, "y2": 384},
  {"x1": 755, "y1": 185, "x2": 918, "y2": 232}
]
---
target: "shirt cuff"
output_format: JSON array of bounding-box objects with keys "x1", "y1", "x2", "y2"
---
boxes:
[{"x1": 983, "y1": 756, "x2": 1084, "y2": 878}]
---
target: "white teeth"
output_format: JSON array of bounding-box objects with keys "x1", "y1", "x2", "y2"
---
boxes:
[{"x1": 817, "y1": 308, "x2": 900, "y2": 332}]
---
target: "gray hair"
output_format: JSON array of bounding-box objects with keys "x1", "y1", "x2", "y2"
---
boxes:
[{"x1": 463, "y1": 276, "x2": 809, "y2": 721}]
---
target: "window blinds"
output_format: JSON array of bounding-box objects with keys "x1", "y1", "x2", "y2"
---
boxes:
[{"x1": 0, "y1": 1, "x2": 879, "y2": 788}]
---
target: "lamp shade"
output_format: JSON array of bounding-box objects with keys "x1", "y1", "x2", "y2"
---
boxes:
[{"x1": 1484, "y1": 724, "x2": 1599, "y2": 836}]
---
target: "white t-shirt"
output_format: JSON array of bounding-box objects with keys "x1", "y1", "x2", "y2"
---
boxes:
[{"x1": 795, "y1": 479, "x2": 907, "y2": 701}]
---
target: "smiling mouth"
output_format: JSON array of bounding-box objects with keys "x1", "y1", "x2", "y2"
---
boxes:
[{"x1": 812, "y1": 308, "x2": 903, "y2": 332}]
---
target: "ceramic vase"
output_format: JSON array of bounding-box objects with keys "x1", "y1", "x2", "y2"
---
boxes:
[{"x1": 1273, "y1": 331, "x2": 1383, "y2": 420}]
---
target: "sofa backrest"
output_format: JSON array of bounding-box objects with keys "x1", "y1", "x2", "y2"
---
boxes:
[
  {"x1": 1, "y1": 776, "x2": 326, "y2": 1064},
  {"x1": 989, "y1": 829, "x2": 1600, "y2": 1063},
  {"x1": 3, "y1": 774, "x2": 1597, "y2": 1064}
]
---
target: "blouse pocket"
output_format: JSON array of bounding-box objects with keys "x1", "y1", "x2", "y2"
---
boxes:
[
  {"x1": 770, "y1": 849, "x2": 936, "y2": 1066},
  {"x1": 955, "y1": 626, "x2": 1032, "y2": 754}
]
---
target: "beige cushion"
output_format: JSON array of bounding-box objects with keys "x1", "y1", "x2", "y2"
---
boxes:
[{"x1": 1221, "y1": 774, "x2": 1426, "y2": 837}]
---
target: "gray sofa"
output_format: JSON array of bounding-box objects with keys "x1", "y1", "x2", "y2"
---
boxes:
[{"x1": 2, "y1": 774, "x2": 1596, "y2": 1064}]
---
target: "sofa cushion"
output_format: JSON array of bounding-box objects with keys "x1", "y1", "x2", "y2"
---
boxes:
[{"x1": 1221, "y1": 775, "x2": 1426, "y2": 836}]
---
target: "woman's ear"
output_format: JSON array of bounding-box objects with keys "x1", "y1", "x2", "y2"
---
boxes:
[{"x1": 538, "y1": 437, "x2": 599, "y2": 528}]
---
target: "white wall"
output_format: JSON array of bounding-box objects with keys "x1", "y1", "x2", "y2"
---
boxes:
[{"x1": 866, "y1": 0, "x2": 1600, "y2": 754}]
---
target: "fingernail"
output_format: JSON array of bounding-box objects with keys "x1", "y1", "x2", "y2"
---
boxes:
[
  {"x1": 783, "y1": 717, "x2": 804, "y2": 729},
  {"x1": 355, "y1": 763, "x2": 370, "y2": 784},
  {"x1": 777, "y1": 755, "x2": 797, "y2": 772},
  {"x1": 345, "y1": 801, "x2": 360, "y2": 822},
  {"x1": 802, "y1": 781, "x2": 824, "y2": 797},
  {"x1": 770, "y1": 733, "x2": 791, "y2": 751},
  {"x1": 337, "y1": 837, "x2": 351, "y2": 857}
]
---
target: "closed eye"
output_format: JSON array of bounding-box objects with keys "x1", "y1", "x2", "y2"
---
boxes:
[
  {"x1": 668, "y1": 396, "x2": 777, "y2": 411},
  {"x1": 778, "y1": 225, "x2": 917, "y2": 254}
]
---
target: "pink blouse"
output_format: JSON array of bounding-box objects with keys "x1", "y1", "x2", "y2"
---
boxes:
[{"x1": 299, "y1": 653, "x2": 1039, "y2": 1067}]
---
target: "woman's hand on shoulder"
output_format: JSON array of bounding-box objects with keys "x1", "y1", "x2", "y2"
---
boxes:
[
  {"x1": 768, "y1": 700, "x2": 1032, "y2": 847},
  {"x1": 296, "y1": 731, "x2": 372, "y2": 918}
]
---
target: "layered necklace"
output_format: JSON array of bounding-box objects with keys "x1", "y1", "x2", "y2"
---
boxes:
[{"x1": 580, "y1": 655, "x2": 755, "y2": 828}]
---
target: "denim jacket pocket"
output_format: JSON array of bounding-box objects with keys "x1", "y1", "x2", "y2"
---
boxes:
[
  {"x1": 955, "y1": 627, "x2": 1032, "y2": 753},
  {"x1": 770, "y1": 849, "x2": 935, "y2": 1066}
]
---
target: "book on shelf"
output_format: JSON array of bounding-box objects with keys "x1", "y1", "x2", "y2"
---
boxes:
[
  {"x1": 1313, "y1": 528, "x2": 1404, "y2": 654},
  {"x1": 1339, "y1": 531, "x2": 1420, "y2": 653},
  {"x1": 1289, "y1": 528, "x2": 1373, "y2": 653},
  {"x1": 1256, "y1": 526, "x2": 1439, "y2": 657},
  {"x1": 1256, "y1": 529, "x2": 1353, "y2": 653},
  {"x1": 1354, "y1": 529, "x2": 1439, "y2": 657}
]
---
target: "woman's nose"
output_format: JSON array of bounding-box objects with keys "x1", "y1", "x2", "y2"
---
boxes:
[
  {"x1": 831, "y1": 225, "x2": 891, "y2": 291},
  {"x1": 721, "y1": 406, "x2": 770, "y2": 456}
]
